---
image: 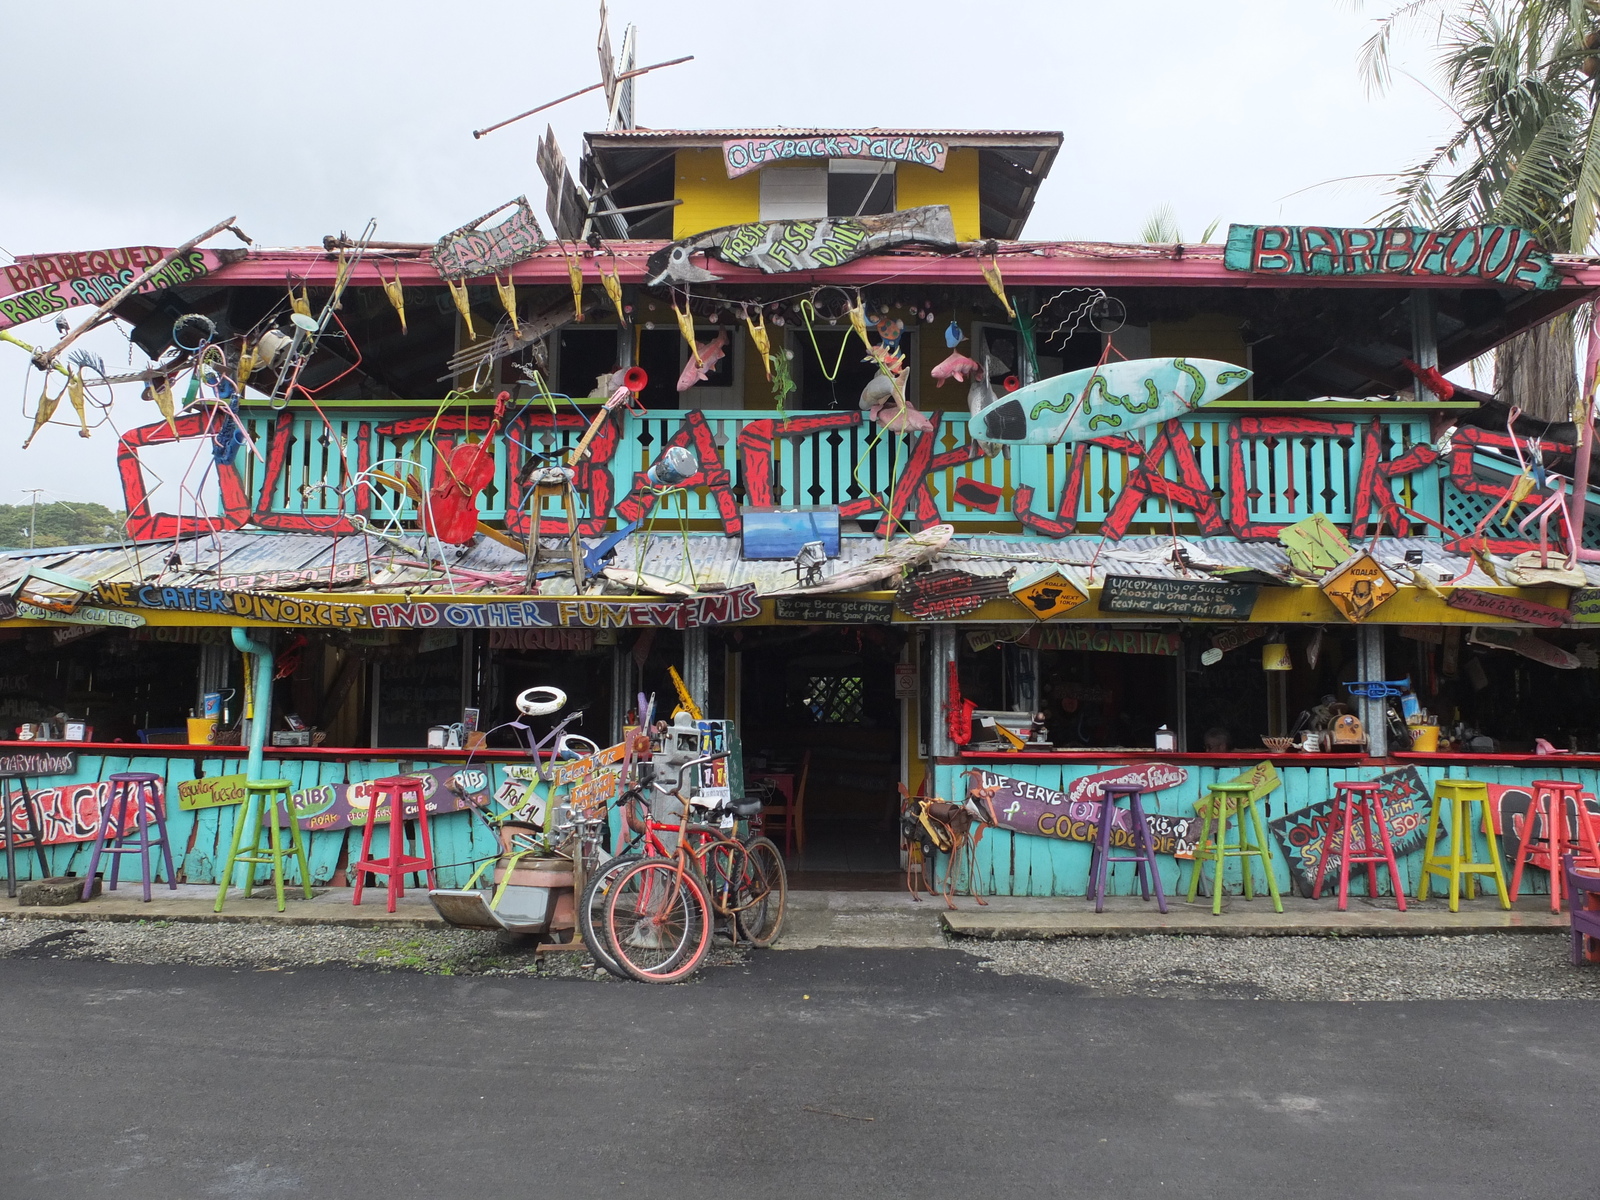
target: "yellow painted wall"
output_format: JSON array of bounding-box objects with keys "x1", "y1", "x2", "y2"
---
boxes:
[
  {"x1": 674, "y1": 150, "x2": 761, "y2": 237},
  {"x1": 897, "y1": 147, "x2": 981, "y2": 241},
  {"x1": 1149, "y1": 315, "x2": 1251, "y2": 398}
]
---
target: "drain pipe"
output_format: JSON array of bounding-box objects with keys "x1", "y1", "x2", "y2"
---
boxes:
[{"x1": 230, "y1": 627, "x2": 273, "y2": 894}]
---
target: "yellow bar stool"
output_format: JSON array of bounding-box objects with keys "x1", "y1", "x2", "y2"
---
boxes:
[
  {"x1": 1185, "y1": 781, "x2": 1283, "y2": 916},
  {"x1": 1416, "y1": 778, "x2": 1510, "y2": 912}
]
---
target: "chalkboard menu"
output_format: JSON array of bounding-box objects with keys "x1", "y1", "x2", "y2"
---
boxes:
[
  {"x1": 774, "y1": 596, "x2": 894, "y2": 624},
  {"x1": 376, "y1": 648, "x2": 464, "y2": 747},
  {"x1": 1100, "y1": 575, "x2": 1258, "y2": 619}
]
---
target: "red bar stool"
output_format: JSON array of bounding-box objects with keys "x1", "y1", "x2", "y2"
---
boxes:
[
  {"x1": 1510, "y1": 780, "x2": 1600, "y2": 912},
  {"x1": 352, "y1": 776, "x2": 436, "y2": 913},
  {"x1": 1311, "y1": 781, "x2": 1408, "y2": 912}
]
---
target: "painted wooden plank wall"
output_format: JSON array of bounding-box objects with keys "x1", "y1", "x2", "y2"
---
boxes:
[{"x1": 931, "y1": 761, "x2": 1581, "y2": 899}]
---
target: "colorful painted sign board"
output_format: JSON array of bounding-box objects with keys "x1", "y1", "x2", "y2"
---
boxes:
[
  {"x1": 430, "y1": 196, "x2": 546, "y2": 281},
  {"x1": 723, "y1": 134, "x2": 949, "y2": 178},
  {"x1": 0, "y1": 248, "x2": 233, "y2": 331},
  {"x1": 291, "y1": 764, "x2": 491, "y2": 833},
  {"x1": 1223, "y1": 224, "x2": 1559, "y2": 290},
  {"x1": 177, "y1": 773, "x2": 248, "y2": 811},
  {"x1": 967, "y1": 764, "x2": 1197, "y2": 856},
  {"x1": 646, "y1": 205, "x2": 957, "y2": 286},
  {"x1": 1448, "y1": 587, "x2": 1570, "y2": 627},
  {"x1": 1266, "y1": 766, "x2": 1430, "y2": 895},
  {"x1": 774, "y1": 596, "x2": 895, "y2": 624},
  {"x1": 971, "y1": 357, "x2": 1250, "y2": 443},
  {"x1": 1100, "y1": 575, "x2": 1258, "y2": 619},
  {"x1": 1009, "y1": 567, "x2": 1087, "y2": 621},
  {"x1": 1320, "y1": 554, "x2": 1397, "y2": 622},
  {"x1": 1022, "y1": 626, "x2": 1183, "y2": 656},
  {"x1": 213, "y1": 564, "x2": 369, "y2": 593},
  {"x1": 1571, "y1": 588, "x2": 1600, "y2": 623},
  {"x1": 895, "y1": 570, "x2": 1010, "y2": 620},
  {"x1": 0, "y1": 776, "x2": 163, "y2": 847}
]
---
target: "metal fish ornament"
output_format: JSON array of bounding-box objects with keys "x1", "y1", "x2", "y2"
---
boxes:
[{"x1": 22, "y1": 378, "x2": 63, "y2": 448}]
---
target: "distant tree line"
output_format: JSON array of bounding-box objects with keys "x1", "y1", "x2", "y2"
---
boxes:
[{"x1": 0, "y1": 502, "x2": 125, "y2": 549}]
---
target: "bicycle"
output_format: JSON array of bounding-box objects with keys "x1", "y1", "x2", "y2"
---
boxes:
[{"x1": 587, "y1": 754, "x2": 788, "y2": 983}]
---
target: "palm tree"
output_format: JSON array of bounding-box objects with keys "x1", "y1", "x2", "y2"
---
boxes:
[{"x1": 1353, "y1": 0, "x2": 1600, "y2": 419}]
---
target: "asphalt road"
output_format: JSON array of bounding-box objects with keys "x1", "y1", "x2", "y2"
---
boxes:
[{"x1": 1, "y1": 948, "x2": 1596, "y2": 1200}]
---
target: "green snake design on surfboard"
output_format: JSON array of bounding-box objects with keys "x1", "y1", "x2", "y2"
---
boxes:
[{"x1": 971, "y1": 358, "x2": 1251, "y2": 443}]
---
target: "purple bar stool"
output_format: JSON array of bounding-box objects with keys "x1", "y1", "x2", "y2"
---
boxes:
[
  {"x1": 81, "y1": 773, "x2": 177, "y2": 902},
  {"x1": 1087, "y1": 781, "x2": 1169, "y2": 914}
]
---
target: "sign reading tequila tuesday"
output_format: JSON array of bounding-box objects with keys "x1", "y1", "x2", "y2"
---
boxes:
[{"x1": 1223, "y1": 224, "x2": 1558, "y2": 290}]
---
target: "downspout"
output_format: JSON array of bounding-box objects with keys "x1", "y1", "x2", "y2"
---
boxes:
[
  {"x1": 231, "y1": 627, "x2": 274, "y2": 782},
  {"x1": 1570, "y1": 309, "x2": 1599, "y2": 560}
]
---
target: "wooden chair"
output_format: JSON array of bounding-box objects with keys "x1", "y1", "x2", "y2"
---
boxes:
[
  {"x1": 758, "y1": 750, "x2": 809, "y2": 857},
  {"x1": 1564, "y1": 855, "x2": 1600, "y2": 965}
]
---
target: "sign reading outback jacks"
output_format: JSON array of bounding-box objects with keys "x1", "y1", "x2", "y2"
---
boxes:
[
  {"x1": 1223, "y1": 223, "x2": 1558, "y2": 290},
  {"x1": 0, "y1": 247, "x2": 234, "y2": 330},
  {"x1": 722, "y1": 134, "x2": 949, "y2": 178}
]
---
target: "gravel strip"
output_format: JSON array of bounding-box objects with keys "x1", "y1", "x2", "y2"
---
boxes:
[
  {"x1": 0, "y1": 916, "x2": 747, "y2": 982},
  {"x1": 960, "y1": 933, "x2": 1600, "y2": 1000}
]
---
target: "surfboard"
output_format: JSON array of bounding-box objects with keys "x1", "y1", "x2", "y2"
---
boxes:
[{"x1": 969, "y1": 357, "x2": 1251, "y2": 444}]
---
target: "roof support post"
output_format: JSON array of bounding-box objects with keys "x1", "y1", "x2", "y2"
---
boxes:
[
  {"x1": 683, "y1": 628, "x2": 709, "y2": 716},
  {"x1": 1410, "y1": 289, "x2": 1438, "y2": 372},
  {"x1": 1356, "y1": 625, "x2": 1388, "y2": 757},
  {"x1": 927, "y1": 626, "x2": 957, "y2": 760}
]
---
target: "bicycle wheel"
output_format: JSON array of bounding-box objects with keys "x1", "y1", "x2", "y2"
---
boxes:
[
  {"x1": 695, "y1": 834, "x2": 750, "y2": 917},
  {"x1": 604, "y1": 858, "x2": 713, "y2": 984},
  {"x1": 578, "y1": 854, "x2": 640, "y2": 979},
  {"x1": 735, "y1": 836, "x2": 788, "y2": 948}
]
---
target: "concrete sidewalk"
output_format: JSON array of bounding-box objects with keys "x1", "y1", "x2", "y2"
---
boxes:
[{"x1": 0, "y1": 883, "x2": 1572, "y2": 946}]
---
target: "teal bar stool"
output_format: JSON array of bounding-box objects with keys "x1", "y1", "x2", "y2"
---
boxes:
[
  {"x1": 213, "y1": 779, "x2": 313, "y2": 913},
  {"x1": 1416, "y1": 778, "x2": 1510, "y2": 912},
  {"x1": 1186, "y1": 781, "x2": 1284, "y2": 916}
]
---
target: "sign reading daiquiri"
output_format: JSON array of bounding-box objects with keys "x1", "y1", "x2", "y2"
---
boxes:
[{"x1": 1223, "y1": 223, "x2": 1558, "y2": 290}]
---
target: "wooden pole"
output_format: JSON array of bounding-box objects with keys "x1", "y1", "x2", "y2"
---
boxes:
[
  {"x1": 471, "y1": 56, "x2": 693, "y2": 139},
  {"x1": 31, "y1": 215, "x2": 239, "y2": 370}
]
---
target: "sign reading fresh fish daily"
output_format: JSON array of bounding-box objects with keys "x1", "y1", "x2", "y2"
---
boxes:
[
  {"x1": 970, "y1": 357, "x2": 1250, "y2": 443},
  {"x1": 1223, "y1": 223, "x2": 1558, "y2": 290},
  {"x1": 0, "y1": 247, "x2": 234, "y2": 331},
  {"x1": 967, "y1": 765, "x2": 1198, "y2": 856},
  {"x1": 1100, "y1": 575, "x2": 1258, "y2": 619},
  {"x1": 430, "y1": 196, "x2": 546, "y2": 281},
  {"x1": 722, "y1": 134, "x2": 949, "y2": 178},
  {"x1": 646, "y1": 205, "x2": 957, "y2": 286},
  {"x1": 1267, "y1": 766, "x2": 1430, "y2": 895}
]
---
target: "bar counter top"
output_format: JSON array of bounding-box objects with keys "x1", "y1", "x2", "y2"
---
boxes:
[{"x1": 0, "y1": 740, "x2": 548, "y2": 763}]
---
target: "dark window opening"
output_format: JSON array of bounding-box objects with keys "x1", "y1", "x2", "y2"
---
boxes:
[
  {"x1": 635, "y1": 328, "x2": 682, "y2": 408},
  {"x1": 828, "y1": 169, "x2": 895, "y2": 217},
  {"x1": 800, "y1": 329, "x2": 879, "y2": 410},
  {"x1": 557, "y1": 328, "x2": 619, "y2": 399}
]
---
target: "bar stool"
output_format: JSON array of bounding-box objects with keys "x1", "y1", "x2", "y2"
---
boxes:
[
  {"x1": 1087, "y1": 781, "x2": 1168, "y2": 914},
  {"x1": 352, "y1": 776, "x2": 436, "y2": 913},
  {"x1": 213, "y1": 779, "x2": 313, "y2": 913},
  {"x1": 1509, "y1": 780, "x2": 1600, "y2": 912},
  {"x1": 80, "y1": 772, "x2": 177, "y2": 902},
  {"x1": 1311, "y1": 781, "x2": 1408, "y2": 912},
  {"x1": 1417, "y1": 778, "x2": 1509, "y2": 912},
  {"x1": 1185, "y1": 781, "x2": 1283, "y2": 916}
]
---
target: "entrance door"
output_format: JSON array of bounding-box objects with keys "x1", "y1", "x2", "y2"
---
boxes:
[{"x1": 735, "y1": 627, "x2": 903, "y2": 885}]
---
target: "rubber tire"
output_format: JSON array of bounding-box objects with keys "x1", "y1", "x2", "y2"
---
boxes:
[
  {"x1": 578, "y1": 854, "x2": 640, "y2": 979},
  {"x1": 735, "y1": 836, "x2": 788, "y2": 948},
  {"x1": 603, "y1": 858, "x2": 713, "y2": 984}
]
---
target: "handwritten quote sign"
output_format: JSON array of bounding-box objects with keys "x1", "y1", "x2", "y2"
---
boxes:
[{"x1": 1100, "y1": 575, "x2": 1258, "y2": 619}]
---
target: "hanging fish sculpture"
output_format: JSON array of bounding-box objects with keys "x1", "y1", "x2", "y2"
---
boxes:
[
  {"x1": 930, "y1": 350, "x2": 981, "y2": 386},
  {"x1": 677, "y1": 331, "x2": 728, "y2": 392},
  {"x1": 969, "y1": 357, "x2": 1251, "y2": 444}
]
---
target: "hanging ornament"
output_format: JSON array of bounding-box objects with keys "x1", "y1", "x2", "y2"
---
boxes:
[
  {"x1": 66, "y1": 370, "x2": 90, "y2": 438},
  {"x1": 446, "y1": 278, "x2": 477, "y2": 341},
  {"x1": 560, "y1": 245, "x2": 585, "y2": 321},
  {"x1": 598, "y1": 257, "x2": 627, "y2": 325},
  {"x1": 236, "y1": 344, "x2": 258, "y2": 391},
  {"x1": 495, "y1": 273, "x2": 520, "y2": 337},
  {"x1": 289, "y1": 285, "x2": 313, "y2": 322},
  {"x1": 378, "y1": 264, "x2": 406, "y2": 334},
  {"x1": 847, "y1": 292, "x2": 872, "y2": 351},
  {"x1": 673, "y1": 297, "x2": 701, "y2": 366},
  {"x1": 981, "y1": 253, "x2": 1016, "y2": 319},
  {"x1": 23, "y1": 377, "x2": 64, "y2": 449},
  {"x1": 945, "y1": 319, "x2": 966, "y2": 349},
  {"x1": 746, "y1": 310, "x2": 772, "y2": 381}
]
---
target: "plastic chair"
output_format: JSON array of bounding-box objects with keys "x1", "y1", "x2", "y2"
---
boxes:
[
  {"x1": 213, "y1": 779, "x2": 313, "y2": 913},
  {"x1": 1565, "y1": 854, "x2": 1600, "y2": 964},
  {"x1": 1186, "y1": 781, "x2": 1283, "y2": 916},
  {"x1": 352, "y1": 776, "x2": 436, "y2": 913},
  {"x1": 1417, "y1": 779, "x2": 1510, "y2": 912},
  {"x1": 1087, "y1": 781, "x2": 1167, "y2": 914},
  {"x1": 1509, "y1": 780, "x2": 1600, "y2": 912},
  {"x1": 80, "y1": 772, "x2": 177, "y2": 903},
  {"x1": 1311, "y1": 781, "x2": 1407, "y2": 912}
]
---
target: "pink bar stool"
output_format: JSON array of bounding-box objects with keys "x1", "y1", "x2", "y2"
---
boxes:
[{"x1": 1311, "y1": 781, "x2": 1407, "y2": 912}]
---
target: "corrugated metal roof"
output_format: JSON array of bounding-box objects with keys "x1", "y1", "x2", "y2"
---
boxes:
[
  {"x1": 0, "y1": 530, "x2": 1589, "y2": 599},
  {"x1": 585, "y1": 128, "x2": 1062, "y2": 141}
]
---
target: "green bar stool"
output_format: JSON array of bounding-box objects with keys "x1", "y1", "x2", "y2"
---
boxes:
[
  {"x1": 1417, "y1": 778, "x2": 1510, "y2": 912},
  {"x1": 213, "y1": 779, "x2": 313, "y2": 913},
  {"x1": 1185, "y1": 781, "x2": 1284, "y2": 916}
]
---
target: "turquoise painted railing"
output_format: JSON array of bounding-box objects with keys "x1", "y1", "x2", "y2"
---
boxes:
[{"x1": 236, "y1": 407, "x2": 1468, "y2": 537}]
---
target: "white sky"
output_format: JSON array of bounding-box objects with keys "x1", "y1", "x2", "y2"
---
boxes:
[{"x1": 0, "y1": 0, "x2": 1448, "y2": 510}]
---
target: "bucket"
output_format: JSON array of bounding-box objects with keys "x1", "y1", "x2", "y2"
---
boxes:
[
  {"x1": 1409, "y1": 725, "x2": 1440, "y2": 752},
  {"x1": 187, "y1": 718, "x2": 218, "y2": 745}
]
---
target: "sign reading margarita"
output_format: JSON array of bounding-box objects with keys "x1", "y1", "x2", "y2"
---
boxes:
[
  {"x1": 1223, "y1": 223, "x2": 1558, "y2": 290},
  {"x1": 722, "y1": 135, "x2": 948, "y2": 178}
]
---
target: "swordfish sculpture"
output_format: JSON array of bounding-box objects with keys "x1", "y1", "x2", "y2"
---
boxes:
[{"x1": 969, "y1": 357, "x2": 1252, "y2": 444}]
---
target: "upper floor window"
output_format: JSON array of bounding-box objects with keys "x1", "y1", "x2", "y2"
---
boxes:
[{"x1": 758, "y1": 161, "x2": 897, "y2": 222}]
